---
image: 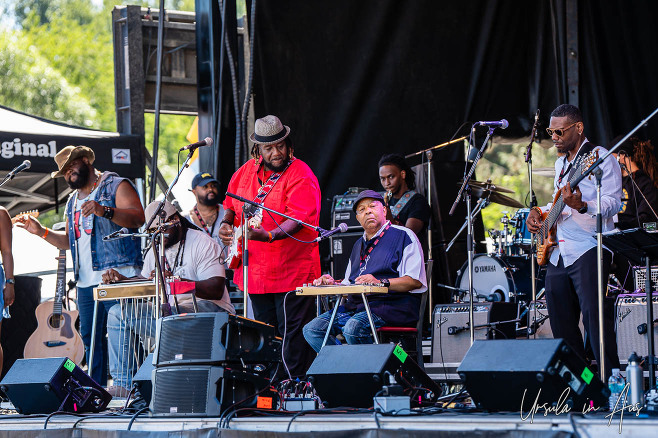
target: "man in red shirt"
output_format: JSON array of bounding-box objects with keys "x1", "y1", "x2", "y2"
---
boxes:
[{"x1": 219, "y1": 115, "x2": 321, "y2": 377}]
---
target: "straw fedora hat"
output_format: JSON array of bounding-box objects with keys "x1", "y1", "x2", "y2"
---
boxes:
[
  {"x1": 249, "y1": 115, "x2": 291, "y2": 146},
  {"x1": 51, "y1": 145, "x2": 95, "y2": 178}
]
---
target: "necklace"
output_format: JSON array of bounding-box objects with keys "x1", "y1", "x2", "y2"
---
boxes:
[{"x1": 194, "y1": 205, "x2": 219, "y2": 236}]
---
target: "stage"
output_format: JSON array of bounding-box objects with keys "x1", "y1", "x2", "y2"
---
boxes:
[{"x1": 0, "y1": 405, "x2": 653, "y2": 437}]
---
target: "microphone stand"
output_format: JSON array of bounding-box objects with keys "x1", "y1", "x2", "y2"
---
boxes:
[
  {"x1": 406, "y1": 135, "x2": 468, "y2": 323},
  {"x1": 525, "y1": 109, "x2": 540, "y2": 340},
  {"x1": 574, "y1": 106, "x2": 658, "y2": 382},
  {"x1": 449, "y1": 125, "x2": 496, "y2": 344}
]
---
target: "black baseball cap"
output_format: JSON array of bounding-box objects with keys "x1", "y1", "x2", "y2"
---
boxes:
[
  {"x1": 352, "y1": 189, "x2": 385, "y2": 212},
  {"x1": 191, "y1": 172, "x2": 219, "y2": 189}
]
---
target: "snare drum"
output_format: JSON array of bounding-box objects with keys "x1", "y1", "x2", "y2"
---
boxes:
[{"x1": 456, "y1": 254, "x2": 544, "y2": 303}]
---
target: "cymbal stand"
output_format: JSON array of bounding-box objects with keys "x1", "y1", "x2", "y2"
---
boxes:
[
  {"x1": 525, "y1": 109, "x2": 540, "y2": 339},
  {"x1": 446, "y1": 197, "x2": 489, "y2": 253},
  {"x1": 450, "y1": 125, "x2": 496, "y2": 344}
]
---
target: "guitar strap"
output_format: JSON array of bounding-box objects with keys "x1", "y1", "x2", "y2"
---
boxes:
[
  {"x1": 567, "y1": 142, "x2": 597, "y2": 181},
  {"x1": 390, "y1": 191, "x2": 417, "y2": 218},
  {"x1": 251, "y1": 158, "x2": 296, "y2": 212}
]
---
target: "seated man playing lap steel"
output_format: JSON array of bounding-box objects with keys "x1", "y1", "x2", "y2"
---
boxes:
[{"x1": 302, "y1": 190, "x2": 426, "y2": 352}]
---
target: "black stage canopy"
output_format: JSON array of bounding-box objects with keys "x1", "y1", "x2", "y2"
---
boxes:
[{"x1": 0, "y1": 105, "x2": 144, "y2": 216}]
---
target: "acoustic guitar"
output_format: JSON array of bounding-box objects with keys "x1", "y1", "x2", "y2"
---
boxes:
[
  {"x1": 536, "y1": 151, "x2": 598, "y2": 266},
  {"x1": 23, "y1": 249, "x2": 84, "y2": 364}
]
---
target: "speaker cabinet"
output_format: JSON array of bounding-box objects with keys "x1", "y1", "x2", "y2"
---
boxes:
[
  {"x1": 330, "y1": 232, "x2": 362, "y2": 278},
  {"x1": 616, "y1": 294, "x2": 658, "y2": 364},
  {"x1": 431, "y1": 302, "x2": 517, "y2": 364},
  {"x1": 458, "y1": 339, "x2": 609, "y2": 412},
  {"x1": 154, "y1": 312, "x2": 281, "y2": 366},
  {"x1": 0, "y1": 357, "x2": 111, "y2": 414},
  {"x1": 151, "y1": 365, "x2": 274, "y2": 416},
  {"x1": 306, "y1": 344, "x2": 439, "y2": 408},
  {"x1": 132, "y1": 353, "x2": 155, "y2": 405}
]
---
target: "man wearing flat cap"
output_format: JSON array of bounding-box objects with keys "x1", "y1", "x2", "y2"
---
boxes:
[
  {"x1": 303, "y1": 190, "x2": 427, "y2": 352},
  {"x1": 219, "y1": 115, "x2": 321, "y2": 378},
  {"x1": 185, "y1": 172, "x2": 225, "y2": 245},
  {"x1": 17, "y1": 145, "x2": 145, "y2": 385}
]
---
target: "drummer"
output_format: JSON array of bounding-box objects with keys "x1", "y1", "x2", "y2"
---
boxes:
[{"x1": 302, "y1": 190, "x2": 427, "y2": 352}]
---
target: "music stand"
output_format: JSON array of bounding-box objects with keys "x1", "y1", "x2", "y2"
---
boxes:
[{"x1": 602, "y1": 227, "x2": 658, "y2": 406}]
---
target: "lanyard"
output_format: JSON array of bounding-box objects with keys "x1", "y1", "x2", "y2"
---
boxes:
[
  {"x1": 194, "y1": 205, "x2": 218, "y2": 237},
  {"x1": 162, "y1": 234, "x2": 186, "y2": 274},
  {"x1": 358, "y1": 223, "x2": 390, "y2": 275}
]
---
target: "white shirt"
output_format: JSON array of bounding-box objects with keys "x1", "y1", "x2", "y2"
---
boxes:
[
  {"x1": 541, "y1": 139, "x2": 622, "y2": 267},
  {"x1": 142, "y1": 228, "x2": 234, "y2": 313}
]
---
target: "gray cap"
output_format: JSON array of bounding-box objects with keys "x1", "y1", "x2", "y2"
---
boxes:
[{"x1": 352, "y1": 189, "x2": 385, "y2": 212}]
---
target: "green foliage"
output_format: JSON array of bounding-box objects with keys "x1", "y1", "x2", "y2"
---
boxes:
[{"x1": 477, "y1": 141, "x2": 557, "y2": 234}]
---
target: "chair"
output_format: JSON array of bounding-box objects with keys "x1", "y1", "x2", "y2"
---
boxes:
[{"x1": 376, "y1": 261, "x2": 432, "y2": 368}]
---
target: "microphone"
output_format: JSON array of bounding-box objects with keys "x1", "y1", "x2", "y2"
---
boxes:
[
  {"x1": 314, "y1": 223, "x2": 348, "y2": 242},
  {"x1": 7, "y1": 160, "x2": 31, "y2": 178},
  {"x1": 486, "y1": 290, "x2": 506, "y2": 302},
  {"x1": 146, "y1": 220, "x2": 179, "y2": 233},
  {"x1": 179, "y1": 137, "x2": 213, "y2": 151},
  {"x1": 103, "y1": 227, "x2": 129, "y2": 241},
  {"x1": 447, "y1": 325, "x2": 468, "y2": 335},
  {"x1": 478, "y1": 119, "x2": 509, "y2": 129}
]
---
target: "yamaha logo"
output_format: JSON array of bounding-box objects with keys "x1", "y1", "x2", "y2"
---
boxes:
[{"x1": 474, "y1": 265, "x2": 497, "y2": 273}]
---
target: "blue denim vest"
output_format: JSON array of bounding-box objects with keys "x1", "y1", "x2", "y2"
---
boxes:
[{"x1": 66, "y1": 172, "x2": 143, "y2": 278}]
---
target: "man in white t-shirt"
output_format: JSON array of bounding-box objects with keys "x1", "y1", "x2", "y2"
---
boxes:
[{"x1": 102, "y1": 200, "x2": 234, "y2": 396}]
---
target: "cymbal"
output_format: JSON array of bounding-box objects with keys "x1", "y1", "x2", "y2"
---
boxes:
[
  {"x1": 468, "y1": 179, "x2": 515, "y2": 194},
  {"x1": 471, "y1": 187, "x2": 524, "y2": 208},
  {"x1": 532, "y1": 167, "x2": 556, "y2": 177}
]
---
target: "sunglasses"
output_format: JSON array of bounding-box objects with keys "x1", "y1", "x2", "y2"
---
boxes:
[{"x1": 546, "y1": 121, "x2": 579, "y2": 137}]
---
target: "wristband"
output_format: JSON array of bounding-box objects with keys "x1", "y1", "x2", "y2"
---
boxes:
[
  {"x1": 103, "y1": 206, "x2": 115, "y2": 220},
  {"x1": 42, "y1": 228, "x2": 49, "y2": 239},
  {"x1": 220, "y1": 219, "x2": 233, "y2": 227},
  {"x1": 531, "y1": 206, "x2": 543, "y2": 217},
  {"x1": 267, "y1": 231, "x2": 274, "y2": 243}
]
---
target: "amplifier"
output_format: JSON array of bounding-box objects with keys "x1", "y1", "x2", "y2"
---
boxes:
[
  {"x1": 330, "y1": 232, "x2": 362, "y2": 278},
  {"x1": 151, "y1": 365, "x2": 275, "y2": 416},
  {"x1": 154, "y1": 312, "x2": 281, "y2": 367},
  {"x1": 431, "y1": 302, "x2": 517, "y2": 364},
  {"x1": 331, "y1": 189, "x2": 385, "y2": 230},
  {"x1": 524, "y1": 301, "x2": 584, "y2": 339},
  {"x1": 616, "y1": 294, "x2": 658, "y2": 363},
  {"x1": 634, "y1": 266, "x2": 658, "y2": 292}
]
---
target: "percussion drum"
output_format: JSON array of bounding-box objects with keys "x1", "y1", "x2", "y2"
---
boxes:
[
  {"x1": 456, "y1": 254, "x2": 544, "y2": 303},
  {"x1": 512, "y1": 208, "x2": 532, "y2": 248}
]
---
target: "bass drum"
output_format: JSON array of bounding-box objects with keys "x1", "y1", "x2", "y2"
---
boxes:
[{"x1": 456, "y1": 254, "x2": 544, "y2": 303}]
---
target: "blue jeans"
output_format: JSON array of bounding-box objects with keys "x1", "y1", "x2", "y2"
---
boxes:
[
  {"x1": 303, "y1": 309, "x2": 386, "y2": 353},
  {"x1": 77, "y1": 286, "x2": 117, "y2": 386},
  {"x1": 107, "y1": 300, "x2": 224, "y2": 389}
]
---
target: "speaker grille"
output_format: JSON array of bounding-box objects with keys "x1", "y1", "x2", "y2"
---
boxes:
[
  {"x1": 159, "y1": 316, "x2": 216, "y2": 363},
  {"x1": 152, "y1": 368, "x2": 210, "y2": 414},
  {"x1": 616, "y1": 296, "x2": 658, "y2": 363}
]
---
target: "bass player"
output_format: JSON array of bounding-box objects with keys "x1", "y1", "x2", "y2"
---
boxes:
[
  {"x1": 526, "y1": 104, "x2": 622, "y2": 380},
  {"x1": 218, "y1": 115, "x2": 321, "y2": 378}
]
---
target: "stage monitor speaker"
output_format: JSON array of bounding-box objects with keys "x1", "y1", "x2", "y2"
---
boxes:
[
  {"x1": 616, "y1": 294, "x2": 658, "y2": 364},
  {"x1": 306, "y1": 344, "x2": 440, "y2": 408},
  {"x1": 154, "y1": 312, "x2": 281, "y2": 366},
  {"x1": 330, "y1": 232, "x2": 362, "y2": 278},
  {"x1": 151, "y1": 365, "x2": 275, "y2": 416},
  {"x1": 0, "y1": 357, "x2": 111, "y2": 414},
  {"x1": 431, "y1": 302, "x2": 517, "y2": 364},
  {"x1": 457, "y1": 339, "x2": 609, "y2": 412},
  {"x1": 132, "y1": 353, "x2": 155, "y2": 405}
]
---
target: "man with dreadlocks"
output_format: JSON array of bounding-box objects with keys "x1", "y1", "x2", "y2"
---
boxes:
[
  {"x1": 378, "y1": 153, "x2": 431, "y2": 237},
  {"x1": 218, "y1": 115, "x2": 320, "y2": 378}
]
